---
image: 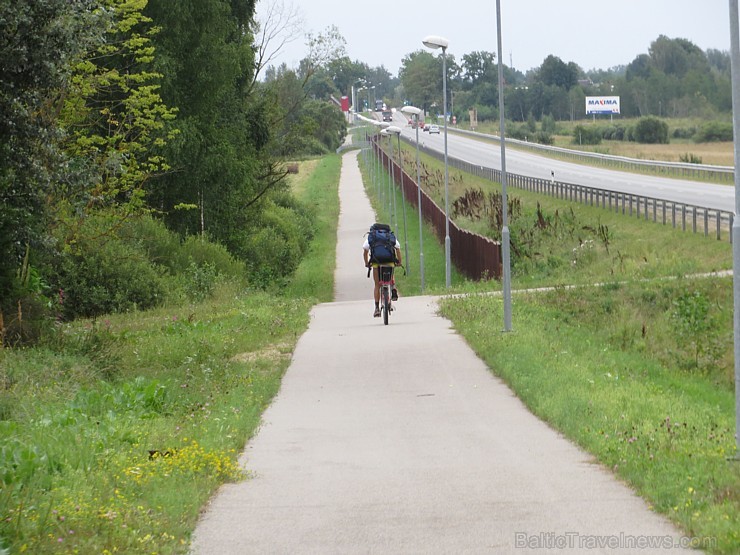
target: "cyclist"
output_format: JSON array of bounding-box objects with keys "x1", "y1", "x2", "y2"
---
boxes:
[{"x1": 363, "y1": 232, "x2": 402, "y2": 317}]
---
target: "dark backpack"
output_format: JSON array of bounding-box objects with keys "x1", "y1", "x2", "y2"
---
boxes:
[{"x1": 368, "y1": 223, "x2": 397, "y2": 263}]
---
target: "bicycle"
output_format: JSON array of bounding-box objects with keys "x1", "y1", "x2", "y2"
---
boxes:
[{"x1": 367, "y1": 262, "x2": 401, "y2": 325}]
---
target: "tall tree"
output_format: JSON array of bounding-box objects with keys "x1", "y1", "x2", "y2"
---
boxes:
[
  {"x1": 400, "y1": 50, "x2": 444, "y2": 114},
  {"x1": 0, "y1": 0, "x2": 98, "y2": 315},
  {"x1": 536, "y1": 55, "x2": 579, "y2": 90},
  {"x1": 143, "y1": 0, "x2": 277, "y2": 256},
  {"x1": 461, "y1": 51, "x2": 496, "y2": 86},
  {"x1": 56, "y1": 0, "x2": 177, "y2": 240}
]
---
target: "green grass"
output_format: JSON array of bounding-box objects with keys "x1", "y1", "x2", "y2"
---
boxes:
[
  {"x1": 283, "y1": 155, "x2": 342, "y2": 301},
  {"x1": 439, "y1": 282, "x2": 739, "y2": 553},
  {"x1": 0, "y1": 156, "x2": 341, "y2": 554}
]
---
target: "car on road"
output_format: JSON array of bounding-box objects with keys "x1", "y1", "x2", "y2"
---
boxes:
[{"x1": 428, "y1": 124, "x2": 440, "y2": 134}]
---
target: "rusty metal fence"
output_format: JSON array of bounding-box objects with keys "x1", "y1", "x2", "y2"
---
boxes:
[{"x1": 372, "y1": 138, "x2": 502, "y2": 280}]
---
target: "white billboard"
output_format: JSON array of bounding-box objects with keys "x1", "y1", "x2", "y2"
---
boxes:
[{"x1": 586, "y1": 96, "x2": 620, "y2": 115}]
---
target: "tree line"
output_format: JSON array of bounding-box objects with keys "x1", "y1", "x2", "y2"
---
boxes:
[
  {"x1": 0, "y1": 0, "x2": 351, "y2": 344},
  {"x1": 396, "y1": 35, "x2": 731, "y2": 126}
]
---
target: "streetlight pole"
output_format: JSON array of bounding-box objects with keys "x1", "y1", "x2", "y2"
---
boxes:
[
  {"x1": 378, "y1": 121, "x2": 391, "y2": 218},
  {"x1": 728, "y1": 0, "x2": 740, "y2": 458},
  {"x1": 402, "y1": 105, "x2": 425, "y2": 291},
  {"x1": 380, "y1": 128, "x2": 394, "y2": 225},
  {"x1": 496, "y1": 0, "x2": 512, "y2": 331},
  {"x1": 423, "y1": 35, "x2": 451, "y2": 287},
  {"x1": 387, "y1": 125, "x2": 409, "y2": 274}
]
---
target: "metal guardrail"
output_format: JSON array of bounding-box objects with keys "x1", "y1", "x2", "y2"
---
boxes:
[
  {"x1": 450, "y1": 127, "x2": 735, "y2": 183},
  {"x1": 406, "y1": 137, "x2": 735, "y2": 243}
]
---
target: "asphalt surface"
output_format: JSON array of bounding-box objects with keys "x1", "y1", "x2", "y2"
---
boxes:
[
  {"x1": 390, "y1": 111, "x2": 734, "y2": 212},
  {"x1": 190, "y1": 150, "x2": 698, "y2": 554}
]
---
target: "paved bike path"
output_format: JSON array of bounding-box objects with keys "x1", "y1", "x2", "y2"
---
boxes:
[{"x1": 190, "y1": 150, "x2": 696, "y2": 554}]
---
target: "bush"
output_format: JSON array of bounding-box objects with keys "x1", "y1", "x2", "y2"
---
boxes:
[
  {"x1": 541, "y1": 114, "x2": 557, "y2": 135},
  {"x1": 182, "y1": 261, "x2": 218, "y2": 302},
  {"x1": 632, "y1": 116, "x2": 669, "y2": 144},
  {"x1": 693, "y1": 121, "x2": 733, "y2": 142},
  {"x1": 120, "y1": 215, "x2": 181, "y2": 270},
  {"x1": 572, "y1": 125, "x2": 601, "y2": 145},
  {"x1": 118, "y1": 215, "x2": 246, "y2": 280},
  {"x1": 57, "y1": 237, "x2": 169, "y2": 320},
  {"x1": 474, "y1": 104, "x2": 497, "y2": 122},
  {"x1": 241, "y1": 200, "x2": 314, "y2": 286},
  {"x1": 533, "y1": 131, "x2": 553, "y2": 145},
  {"x1": 679, "y1": 153, "x2": 703, "y2": 164},
  {"x1": 672, "y1": 126, "x2": 696, "y2": 140},
  {"x1": 507, "y1": 123, "x2": 528, "y2": 141},
  {"x1": 177, "y1": 236, "x2": 246, "y2": 279},
  {"x1": 602, "y1": 124, "x2": 627, "y2": 141}
]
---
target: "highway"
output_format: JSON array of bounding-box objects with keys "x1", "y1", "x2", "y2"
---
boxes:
[{"x1": 389, "y1": 112, "x2": 735, "y2": 213}]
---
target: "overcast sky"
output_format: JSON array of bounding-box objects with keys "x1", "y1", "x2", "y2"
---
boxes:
[{"x1": 256, "y1": 0, "x2": 731, "y2": 76}]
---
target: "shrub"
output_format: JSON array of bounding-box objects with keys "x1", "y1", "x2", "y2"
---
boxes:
[
  {"x1": 533, "y1": 130, "x2": 553, "y2": 145},
  {"x1": 679, "y1": 153, "x2": 703, "y2": 164},
  {"x1": 182, "y1": 261, "x2": 218, "y2": 302},
  {"x1": 118, "y1": 215, "x2": 246, "y2": 280},
  {"x1": 573, "y1": 125, "x2": 602, "y2": 145},
  {"x1": 632, "y1": 116, "x2": 669, "y2": 144},
  {"x1": 177, "y1": 236, "x2": 246, "y2": 280},
  {"x1": 507, "y1": 123, "x2": 528, "y2": 141},
  {"x1": 119, "y1": 215, "x2": 181, "y2": 270},
  {"x1": 602, "y1": 124, "x2": 627, "y2": 141},
  {"x1": 693, "y1": 121, "x2": 733, "y2": 143},
  {"x1": 672, "y1": 126, "x2": 696, "y2": 139},
  {"x1": 541, "y1": 114, "x2": 557, "y2": 135},
  {"x1": 241, "y1": 200, "x2": 314, "y2": 286},
  {"x1": 57, "y1": 238, "x2": 169, "y2": 320},
  {"x1": 474, "y1": 104, "x2": 497, "y2": 122}
]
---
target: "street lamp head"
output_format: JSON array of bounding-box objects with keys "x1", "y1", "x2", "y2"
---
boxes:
[
  {"x1": 401, "y1": 106, "x2": 421, "y2": 116},
  {"x1": 422, "y1": 35, "x2": 449, "y2": 51},
  {"x1": 380, "y1": 129, "x2": 389, "y2": 135},
  {"x1": 378, "y1": 122, "x2": 390, "y2": 129},
  {"x1": 386, "y1": 125, "x2": 402, "y2": 135}
]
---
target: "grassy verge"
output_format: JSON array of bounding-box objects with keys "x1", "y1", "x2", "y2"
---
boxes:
[
  {"x1": 439, "y1": 282, "x2": 739, "y2": 553},
  {"x1": 0, "y1": 155, "x2": 341, "y2": 554}
]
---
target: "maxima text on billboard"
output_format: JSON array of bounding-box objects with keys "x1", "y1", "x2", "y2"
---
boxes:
[{"x1": 586, "y1": 96, "x2": 620, "y2": 115}]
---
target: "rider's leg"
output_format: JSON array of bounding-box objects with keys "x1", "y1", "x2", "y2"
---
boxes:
[{"x1": 373, "y1": 267, "x2": 381, "y2": 316}]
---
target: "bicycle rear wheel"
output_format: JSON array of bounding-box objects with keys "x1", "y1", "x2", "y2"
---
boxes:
[{"x1": 382, "y1": 287, "x2": 390, "y2": 325}]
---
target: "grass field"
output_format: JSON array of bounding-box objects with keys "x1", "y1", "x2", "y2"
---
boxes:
[{"x1": 469, "y1": 117, "x2": 735, "y2": 166}]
